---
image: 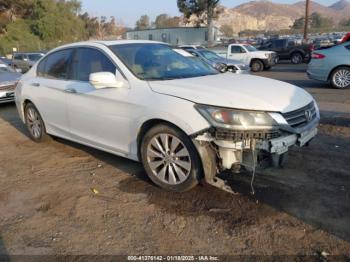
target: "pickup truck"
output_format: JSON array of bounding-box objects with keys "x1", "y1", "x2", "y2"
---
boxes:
[
  {"x1": 259, "y1": 38, "x2": 312, "y2": 64},
  {"x1": 215, "y1": 44, "x2": 277, "y2": 72}
]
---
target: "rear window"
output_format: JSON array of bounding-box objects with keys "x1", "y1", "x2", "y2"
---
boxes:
[{"x1": 14, "y1": 54, "x2": 24, "y2": 60}]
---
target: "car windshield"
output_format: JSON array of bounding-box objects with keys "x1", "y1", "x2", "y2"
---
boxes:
[
  {"x1": 109, "y1": 44, "x2": 218, "y2": 80},
  {"x1": 244, "y1": 45, "x2": 258, "y2": 52},
  {"x1": 28, "y1": 54, "x2": 44, "y2": 61},
  {"x1": 198, "y1": 50, "x2": 221, "y2": 60}
]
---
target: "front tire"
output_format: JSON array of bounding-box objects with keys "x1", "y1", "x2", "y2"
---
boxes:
[
  {"x1": 141, "y1": 124, "x2": 202, "y2": 192},
  {"x1": 24, "y1": 103, "x2": 48, "y2": 142},
  {"x1": 251, "y1": 60, "x2": 264, "y2": 72},
  {"x1": 330, "y1": 67, "x2": 350, "y2": 89}
]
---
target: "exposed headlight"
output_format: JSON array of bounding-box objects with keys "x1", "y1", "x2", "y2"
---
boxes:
[
  {"x1": 214, "y1": 63, "x2": 228, "y2": 73},
  {"x1": 195, "y1": 105, "x2": 278, "y2": 130}
]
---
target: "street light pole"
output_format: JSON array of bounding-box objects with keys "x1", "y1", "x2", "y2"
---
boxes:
[{"x1": 304, "y1": 0, "x2": 310, "y2": 41}]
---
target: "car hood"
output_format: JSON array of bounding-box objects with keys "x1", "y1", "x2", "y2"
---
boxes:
[
  {"x1": 148, "y1": 73, "x2": 313, "y2": 113},
  {"x1": 0, "y1": 72, "x2": 21, "y2": 85}
]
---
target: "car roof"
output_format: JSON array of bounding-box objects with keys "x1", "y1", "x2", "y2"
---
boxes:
[{"x1": 57, "y1": 40, "x2": 167, "y2": 49}]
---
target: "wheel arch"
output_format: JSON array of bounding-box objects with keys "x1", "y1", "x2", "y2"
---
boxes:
[
  {"x1": 249, "y1": 58, "x2": 264, "y2": 67},
  {"x1": 328, "y1": 65, "x2": 350, "y2": 80},
  {"x1": 290, "y1": 49, "x2": 305, "y2": 57},
  {"x1": 136, "y1": 118, "x2": 207, "y2": 184},
  {"x1": 136, "y1": 118, "x2": 190, "y2": 161}
]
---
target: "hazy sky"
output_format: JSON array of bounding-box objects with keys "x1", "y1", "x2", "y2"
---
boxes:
[{"x1": 80, "y1": 0, "x2": 341, "y2": 27}]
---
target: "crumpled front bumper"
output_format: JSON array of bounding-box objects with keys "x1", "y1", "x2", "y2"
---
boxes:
[{"x1": 193, "y1": 115, "x2": 319, "y2": 174}]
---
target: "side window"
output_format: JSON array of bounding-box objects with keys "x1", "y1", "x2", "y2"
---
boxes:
[
  {"x1": 37, "y1": 49, "x2": 73, "y2": 79},
  {"x1": 231, "y1": 46, "x2": 242, "y2": 54},
  {"x1": 72, "y1": 48, "x2": 116, "y2": 82},
  {"x1": 288, "y1": 41, "x2": 295, "y2": 47},
  {"x1": 272, "y1": 40, "x2": 284, "y2": 48},
  {"x1": 14, "y1": 54, "x2": 23, "y2": 60}
]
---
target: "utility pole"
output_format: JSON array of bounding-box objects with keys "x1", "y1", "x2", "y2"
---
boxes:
[{"x1": 303, "y1": 0, "x2": 310, "y2": 41}]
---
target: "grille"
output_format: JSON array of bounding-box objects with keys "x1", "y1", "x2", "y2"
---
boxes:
[
  {"x1": 215, "y1": 128, "x2": 281, "y2": 141},
  {"x1": 283, "y1": 102, "x2": 317, "y2": 128},
  {"x1": 0, "y1": 84, "x2": 16, "y2": 91}
]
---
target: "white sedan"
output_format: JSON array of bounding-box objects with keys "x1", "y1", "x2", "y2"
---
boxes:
[{"x1": 16, "y1": 41, "x2": 319, "y2": 192}]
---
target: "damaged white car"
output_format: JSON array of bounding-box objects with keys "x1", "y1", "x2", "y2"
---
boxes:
[{"x1": 15, "y1": 41, "x2": 320, "y2": 193}]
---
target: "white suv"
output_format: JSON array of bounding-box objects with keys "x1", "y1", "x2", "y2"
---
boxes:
[{"x1": 16, "y1": 41, "x2": 319, "y2": 193}]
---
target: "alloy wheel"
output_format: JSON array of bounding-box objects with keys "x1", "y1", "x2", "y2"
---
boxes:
[
  {"x1": 26, "y1": 107, "x2": 42, "y2": 139},
  {"x1": 291, "y1": 53, "x2": 302, "y2": 64},
  {"x1": 146, "y1": 134, "x2": 191, "y2": 185},
  {"x1": 333, "y1": 69, "x2": 350, "y2": 89}
]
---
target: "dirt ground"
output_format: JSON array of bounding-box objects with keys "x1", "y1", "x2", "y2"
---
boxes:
[{"x1": 0, "y1": 64, "x2": 350, "y2": 258}]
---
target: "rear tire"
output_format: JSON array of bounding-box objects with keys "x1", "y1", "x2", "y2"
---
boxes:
[
  {"x1": 24, "y1": 103, "x2": 49, "y2": 143},
  {"x1": 140, "y1": 124, "x2": 202, "y2": 192},
  {"x1": 291, "y1": 53, "x2": 303, "y2": 64},
  {"x1": 251, "y1": 60, "x2": 264, "y2": 72},
  {"x1": 330, "y1": 67, "x2": 350, "y2": 89}
]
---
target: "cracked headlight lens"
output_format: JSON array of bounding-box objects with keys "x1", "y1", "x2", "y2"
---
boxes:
[{"x1": 196, "y1": 105, "x2": 278, "y2": 130}]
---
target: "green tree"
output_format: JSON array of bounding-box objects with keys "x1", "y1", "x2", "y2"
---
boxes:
[
  {"x1": 292, "y1": 12, "x2": 333, "y2": 30},
  {"x1": 310, "y1": 12, "x2": 333, "y2": 28},
  {"x1": 292, "y1": 17, "x2": 305, "y2": 29},
  {"x1": 154, "y1": 14, "x2": 180, "y2": 28},
  {"x1": 177, "y1": 0, "x2": 220, "y2": 46},
  {"x1": 80, "y1": 12, "x2": 99, "y2": 39},
  {"x1": 135, "y1": 15, "x2": 150, "y2": 30},
  {"x1": 30, "y1": 0, "x2": 86, "y2": 42},
  {"x1": 0, "y1": 19, "x2": 41, "y2": 54}
]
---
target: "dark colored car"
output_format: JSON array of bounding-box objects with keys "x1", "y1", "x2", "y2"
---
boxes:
[
  {"x1": 259, "y1": 39, "x2": 312, "y2": 64},
  {"x1": 11, "y1": 52, "x2": 45, "y2": 73}
]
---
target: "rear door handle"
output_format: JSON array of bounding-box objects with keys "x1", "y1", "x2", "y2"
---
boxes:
[
  {"x1": 31, "y1": 83, "x2": 40, "y2": 87},
  {"x1": 64, "y1": 88, "x2": 77, "y2": 94}
]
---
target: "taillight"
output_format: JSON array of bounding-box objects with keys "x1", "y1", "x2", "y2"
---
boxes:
[{"x1": 312, "y1": 53, "x2": 326, "y2": 59}]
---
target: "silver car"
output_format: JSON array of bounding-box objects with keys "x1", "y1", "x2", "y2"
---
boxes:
[
  {"x1": 0, "y1": 60, "x2": 21, "y2": 103},
  {"x1": 11, "y1": 52, "x2": 45, "y2": 73},
  {"x1": 183, "y1": 48, "x2": 250, "y2": 74},
  {"x1": 307, "y1": 42, "x2": 350, "y2": 89}
]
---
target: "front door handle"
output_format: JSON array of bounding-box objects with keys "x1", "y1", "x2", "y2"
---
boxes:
[{"x1": 64, "y1": 88, "x2": 77, "y2": 94}]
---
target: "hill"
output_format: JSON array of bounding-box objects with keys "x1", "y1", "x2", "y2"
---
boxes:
[{"x1": 212, "y1": 0, "x2": 350, "y2": 34}]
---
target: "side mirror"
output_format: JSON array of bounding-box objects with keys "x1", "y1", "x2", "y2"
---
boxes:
[{"x1": 89, "y1": 72, "x2": 124, "y2": 89}]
